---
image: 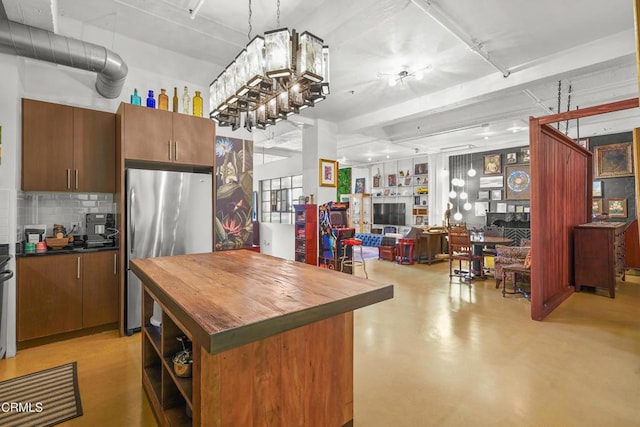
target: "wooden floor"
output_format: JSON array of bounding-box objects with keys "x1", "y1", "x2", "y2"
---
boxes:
[{"x1": 1, "y1": 259, "x2": 639, "y2": 426}]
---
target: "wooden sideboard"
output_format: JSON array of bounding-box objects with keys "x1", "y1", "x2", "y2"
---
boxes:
[{"x1": 574, "y1": 222, "x2": 626, "y2": 298}]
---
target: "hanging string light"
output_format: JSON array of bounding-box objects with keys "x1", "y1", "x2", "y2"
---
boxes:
[
  {"x1": 468, "y1": 152, "x2": 476, "y2": 177},
  {"x1": 448, "y1": 155, "x2": 457, "y2": 199},
  {"x1": 459, "y1": 154, "x2": 468, "y2": 201}
]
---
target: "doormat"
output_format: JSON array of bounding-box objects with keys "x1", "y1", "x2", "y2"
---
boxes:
[{"x1": 0, "y1": 362, "x2": 83, "y2": 426}]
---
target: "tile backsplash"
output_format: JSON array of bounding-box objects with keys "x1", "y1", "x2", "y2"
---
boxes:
[{"x1": 17, "y1": 192, "x2": 115, "y2": 240}]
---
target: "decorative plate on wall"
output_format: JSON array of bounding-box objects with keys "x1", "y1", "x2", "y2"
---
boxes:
[{"x1": 505, "y1": 164, "x2": 531, "y2": 200}]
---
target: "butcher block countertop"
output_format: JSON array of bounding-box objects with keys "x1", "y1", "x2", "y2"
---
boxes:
[{"x1": 130, "y1": 250, "x2": 394, "y2": 355}]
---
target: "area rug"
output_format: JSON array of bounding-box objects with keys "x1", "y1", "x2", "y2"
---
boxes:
[
  {"x1": 0, "y1": 362, "x2": 83, "y2": 427},
  {"x1": 353, "y1": 246, "x2": 380, "y2": 261}
]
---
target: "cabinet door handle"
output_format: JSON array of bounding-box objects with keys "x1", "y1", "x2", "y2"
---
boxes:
[
  {"x1": 77, "y1": 256, "x2": 81, "y2": 279},
  {"x1": 67, "y1": 169, "x2": 71, "y2": 189},
  {"x1": 113, "y1": 253, "x2": 117, "y2": 276},
  {"x1": 168, "y1": 140, "x2": 172, "y2": 160},
  {"x1": 75, "y1": 169, "x2": 79, "y2": 189},
  {"x1": 175, "y1": 140, "x2": 178, "y2": 161}
]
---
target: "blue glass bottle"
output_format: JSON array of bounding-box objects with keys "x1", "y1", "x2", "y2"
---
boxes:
[
  {"x1": 130, "y1": 88, "x2": 141, "y2": 105},
  {"x1": 146, "y1": 90, "x2": 156, "y2": 108}
]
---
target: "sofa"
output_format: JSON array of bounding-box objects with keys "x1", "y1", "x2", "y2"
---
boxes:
[{"x1": 494, "y1": 243, "x2": 531, "y2": 288}]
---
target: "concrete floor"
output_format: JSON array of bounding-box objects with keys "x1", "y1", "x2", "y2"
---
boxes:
[{"x1": 2, "y1": 258, "x2": 638, "y2": 426}]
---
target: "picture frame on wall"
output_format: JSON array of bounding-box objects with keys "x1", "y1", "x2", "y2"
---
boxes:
[
  {"x1": 490, "y1": 189, "x2": 502, "y2": 200},
  {"x1": 515, "y1": 205, "x2": 524, "y2": 213},
  {"x1": 520, "y1": 147, "x2": 530, "y2": 163},
  {"x1": 505, "y1": 164, "x2": 531, "y2": 200},
  {"x1": 506, "y1": 152, "x2": 517, "y2": 164},
  {"x1": 479, "y1": 176, "x2": 504, "y2": 188},
  {"x1": 507, "y1": 204, "x2": 516, "y2": 213},
  {"x1": 319, "y1": 158, "x2": 338, "y2": 187},
  {"x1": 595, "y1": 142, "x2": 634, "y2": 178},
  {"x1": 592, "y1": 198, "x2": 603, "y2": 215},
  {"x1": 478, "y1": 190, "x2": 490, "y2": 200},
  {"x1": 607, "y1": 198, "x2": 627, "y2": 218},
  {"x1": 414, "y1": 163, "x2": 428, "y2": 175},
  {"x1": 355, "y1": 177, "x2": 365, "y2": 193},
  {"x1": 474, "y1": 202, "x2": 489, "y2": 217},
  {"x1": 483, "y1": 154, "x2": 501, "y2": 174},
  {"x1": 593, "y1": 181, "x2": 603, "y2": 197},
  {"x1": 388, "y1": 174, "x2": 397, "y2": 187},
  {"x1": 496, "y1": 202, "x2": 507, "y2": 213}
]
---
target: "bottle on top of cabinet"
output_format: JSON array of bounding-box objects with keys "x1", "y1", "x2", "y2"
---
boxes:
[
  {"x1": 172, "y1": 87, "x2": 179, "y2": 112},
  {"x1": 130, "y1": 88, "x2": 141, "y2": 105},
  {"x1": 193, "y1": 90, "x2": 203, "y2": 117},
  {"x1": 146, "y1": 90, "x2": 156, "y2": 108},
  {"x1": 158, "y1": 89, "x2": 169, "y2": 110},
  {"x1": 182, "y1": 86, "x2": 190, "y2": 114}
]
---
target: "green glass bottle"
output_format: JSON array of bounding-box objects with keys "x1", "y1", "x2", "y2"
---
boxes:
[
  {"x1": 193, "y1": 91, "x2": 203, "y2": 117},
  {"x1": 172, "y1": 87, "x2": 179, "y2": 112},
  {"x1": 158, "y1": 88, "x2": 169, "y2": 110}
]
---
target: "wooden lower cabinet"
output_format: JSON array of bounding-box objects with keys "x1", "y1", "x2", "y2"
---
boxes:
[
  {"x1": 17, "y1": 254, "x2": 82, "y2": 341},
  {"x1": 17, "y1": 250, "x2": 119, "y2": 343},
  {"x1": 83, "y1": 251, "x2": 119, "y2": 328}
]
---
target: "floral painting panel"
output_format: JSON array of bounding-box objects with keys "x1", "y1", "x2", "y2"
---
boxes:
[{"x1": 215, "y1": 136, "x2": 254, "y2": 250}]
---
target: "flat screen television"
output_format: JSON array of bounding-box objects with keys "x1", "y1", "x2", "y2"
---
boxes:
[{"x1": 373, "y1": 203, "x2": 406, "y2": 225}]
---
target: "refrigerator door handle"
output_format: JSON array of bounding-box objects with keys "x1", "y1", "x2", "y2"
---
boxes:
[{"x1": 129, "y1": 187, "x2": 136, "y2": 252}]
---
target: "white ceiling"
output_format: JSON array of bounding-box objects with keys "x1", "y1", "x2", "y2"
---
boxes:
[{"x1": 3, "y1": 0, "x2": 638, "y2": 165}]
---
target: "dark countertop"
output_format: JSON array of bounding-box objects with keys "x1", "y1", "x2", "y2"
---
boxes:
[{"x1": 17, "y1": 245, "x2": 118, "y2": 257}]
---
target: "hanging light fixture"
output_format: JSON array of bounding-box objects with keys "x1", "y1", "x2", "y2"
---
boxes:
[
  {"x1": 467, "y1": 152, "x2": 476, "y2": 177},
  {"x1": 448, "y1": 155, "x2": 457, "y2": 199},
  {"x1": 210, "y1": 0, "x2": 330, "y2": 131}
]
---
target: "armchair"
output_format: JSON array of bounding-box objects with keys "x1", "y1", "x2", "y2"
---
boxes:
[{"x1": 494, "y1": 244, "x2": 531, "y2": 288}]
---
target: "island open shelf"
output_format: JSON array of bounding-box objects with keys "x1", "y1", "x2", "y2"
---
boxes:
[{"x1": 131, "y1": 250, "x2": 393, "y2": 426}]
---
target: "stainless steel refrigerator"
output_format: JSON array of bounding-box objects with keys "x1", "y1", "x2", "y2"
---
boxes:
[{"x1": 125, "y1": 168, "x2": 213, "y2": 334}]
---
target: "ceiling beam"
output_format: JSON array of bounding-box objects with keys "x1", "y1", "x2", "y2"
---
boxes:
[{"x1": 337, "y1": 29, "x2": 636, "y2": 136}]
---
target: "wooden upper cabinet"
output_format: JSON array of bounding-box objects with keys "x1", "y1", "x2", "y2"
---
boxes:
[
  {"x1": 172, "y1": 112, "x2": 215, "y2": 166},
  {"x1": 22, "y1": 99, "x2": 74, "y2": 191},
  {"x1": 119, "y1": 103, "x2": 215, "y2": 167},
  {"x1": 74, "y1": 107, "x2": 116, "y2": 193},
  {"x1": 22, "y1": 98, "x2": 116, "y2": 192}
]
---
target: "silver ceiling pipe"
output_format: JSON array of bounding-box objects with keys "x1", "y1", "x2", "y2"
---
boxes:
[{"x1": 0, "y1": 19, "x2": 128, "y2": 99}]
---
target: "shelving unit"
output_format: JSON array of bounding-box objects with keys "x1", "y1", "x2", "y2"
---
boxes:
[
  {"x1": 294, "y1": 204, "x2": 317, "y2": 265},
  {"x1": 346, "y1": 193, "x2": 372, "y2": 234},
  {"x1": 142, "y1": 288, "x2": 194, "y2": 427},
  {"x1": 369, "y1": 157, "x2": 429, "y2": 229}
]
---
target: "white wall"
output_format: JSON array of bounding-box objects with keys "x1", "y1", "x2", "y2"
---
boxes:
[{"x1": 254, "y1": 155, "x2": 303, "y2": 260}]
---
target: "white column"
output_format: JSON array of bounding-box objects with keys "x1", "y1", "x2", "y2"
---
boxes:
[{"x1": 302, "y1": 119, "x2": 338, "y2": 204}]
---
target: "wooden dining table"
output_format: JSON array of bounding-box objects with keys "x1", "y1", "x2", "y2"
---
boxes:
[{"x1": 470, "y1": 236, "x2": 513, "y2": 276}]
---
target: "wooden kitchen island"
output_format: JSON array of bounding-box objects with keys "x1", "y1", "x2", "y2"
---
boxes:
[{"x1": 130, "y1": 250, "x2": 394, "y2": 427}]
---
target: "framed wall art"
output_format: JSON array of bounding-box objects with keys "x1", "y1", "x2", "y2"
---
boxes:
[
  {"x1": 506, "y1": 152, "x2": 517, "y2": 164},
  {"x1": 478, "y1": 190, "x2": 489, "y2": 200},
  {"x1": 606, "y1": 198, "x2": 627, "y2": 218},
  {"x1": 474, "y1": 201, "x2": 489, "y2": 216},
  {"x1": 520, "y1": 147, "x2": 530, "y2": 163},
  {"x1": 592, "y1": 198, "x2": 603, "y2": 215},
  {"x1": 483, "y1": 154, "x2": 501, "y2": 174},
  {"x1": 594, "y1": 142, "x2": 634, "y2": 178},
  {"x1": 355, "y1": 177, "x2": 365, "y2": 193},
  {"x1": 490, "y1": 189, "x2": 502, "y2": 200},
  {"x1": 592, "y1": 181, "x2": 602, "y2": 197},
  {"x1": 505, "y1": 164, "x2": 531, "y2": 200},
  {"x1": 388, "y1": 174, "x2": 397, "y2": 187},
  {"x1": 319, "y1": 158, "x2": 338, "y2": 187},
  {"x1": 414, "y1": 163, "x2": 428, "y2": 175},
  {"x1": 479, "y1": 176, "x2": 504, "y2": 188}
]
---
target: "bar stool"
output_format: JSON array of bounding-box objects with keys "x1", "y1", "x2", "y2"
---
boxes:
[
  {"x1": 340, "y1": 238, "x2": 368, "y2": 279},
  {"x1": 396, "y1": 238, "x2": 415, "y2": 265}
]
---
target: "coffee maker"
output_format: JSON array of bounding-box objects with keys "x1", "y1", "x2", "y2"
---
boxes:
[{"x1": 85, "y1": 213, "x2": 116, "y2": 247}]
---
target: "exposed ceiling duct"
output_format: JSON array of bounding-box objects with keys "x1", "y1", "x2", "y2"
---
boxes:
[{"x1": 0, "y1": 18, "x2": 128, "y2": 98}]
